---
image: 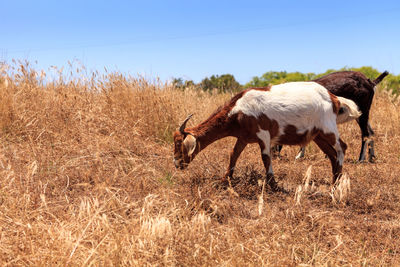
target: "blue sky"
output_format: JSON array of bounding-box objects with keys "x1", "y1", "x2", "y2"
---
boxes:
[{"x1": 2, "y1": 0, "x2": 400, "y2": 83}]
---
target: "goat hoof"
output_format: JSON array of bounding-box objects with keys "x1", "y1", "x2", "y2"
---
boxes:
[
  {"x1": 368, "y1": 155, "x2": 376, "y2": 163},
  {"x1": 219, "y1": 178, "x2": 230, "y2": 189},
  {"x1": 269, "y1": 182, "x2": 279, "y2": 192},
  {"x1": 272, "y1": 185, "x2": 289, "y2": 194}
]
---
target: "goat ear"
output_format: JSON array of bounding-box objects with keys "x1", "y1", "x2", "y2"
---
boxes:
[{"x1": 183, "y1": 135, "x2": 197, "y2": 156}]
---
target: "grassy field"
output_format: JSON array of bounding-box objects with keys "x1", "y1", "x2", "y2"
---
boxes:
[{"x1": 1, "y1": 63, "x2": 400, "y2": 266}]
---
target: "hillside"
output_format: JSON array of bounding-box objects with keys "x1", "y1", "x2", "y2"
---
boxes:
[{"x1": 0, "y1": 63, "x2": 399, "y2": 265}]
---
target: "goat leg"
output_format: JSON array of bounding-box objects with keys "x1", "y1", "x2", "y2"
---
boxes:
[
  {"x1": 223, "y1": 139, "x2": 247, "y2": 182},
  {"x1": 368, "y1": 140, "x2": 376, "y2": 162},
  {"x1": 295, "y1": 147, "x2": 306, "y2": 160}
]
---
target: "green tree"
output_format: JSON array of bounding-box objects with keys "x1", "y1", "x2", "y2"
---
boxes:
[
  {"x1": 379, "y1": 73, "x2": 400, "y2": 95},
  {"x1": 245, "y1": 66, "x2": 392, "y2": 89},
  {"x1": 172, "y1": 78, "x2": 184, "y2": 88},
  {"x1": 172, "y1": 78, "x2": 195, "y2": 89},
  {"x1": 314, "y1": 66, "x2": 380, "y2": 80},
  {"x1": 200, "y1": 74, "x2": 242, "y2": 93},
  {"x1": 245, "y1": 71, "x2": 316, "y2": 87}
]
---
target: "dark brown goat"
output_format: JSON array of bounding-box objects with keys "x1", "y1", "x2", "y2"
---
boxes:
[{"x1": 276, "y1": 71, "x2": 389, "y2": 162}]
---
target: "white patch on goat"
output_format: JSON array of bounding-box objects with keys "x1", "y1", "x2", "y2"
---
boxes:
[
  {"x1": 229, "y1": 82, "x2": 338, "y2": 139},
  {"x1": 334, "y1": 140, "x2": 344, "y2": 166},
  {"x1": 256, "y1": 129, "x2": 271, "y2": 154},
  {"x1": 256, "y1": 129, "x2": 273, "y2": 175}
]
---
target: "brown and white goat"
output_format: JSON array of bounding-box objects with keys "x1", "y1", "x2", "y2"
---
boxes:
[
  {"x1": 173, "y1": 82, "x2": 360, "y2": 190},
  {"x1": 276, "y1": 71, "x2": 389, "y2": 162}
]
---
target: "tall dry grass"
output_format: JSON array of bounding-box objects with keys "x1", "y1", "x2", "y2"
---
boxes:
[{"x1": 0, "y1": 61, "x2": 399, "y2": 266}]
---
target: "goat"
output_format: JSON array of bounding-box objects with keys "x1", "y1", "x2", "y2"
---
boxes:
[
  {"x1": 173, "y1": 82, "x2": 361, "y2": 190},
  {"x1": 275, "y1": 71, "x2": 389, "y2": 162}
]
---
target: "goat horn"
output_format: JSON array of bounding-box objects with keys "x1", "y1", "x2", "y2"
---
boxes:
[{"x1": 179, "y1": 114, "x2": 193, "y2": 134}]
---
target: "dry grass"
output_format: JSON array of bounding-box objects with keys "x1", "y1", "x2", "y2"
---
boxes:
[{"x1": 1, "y1": 62, "x2": 400, "y2": 266}]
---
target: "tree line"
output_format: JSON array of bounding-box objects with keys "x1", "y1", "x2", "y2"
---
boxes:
[{"x1": 173, "y1": 66, "x2": 400, "y2": 95}]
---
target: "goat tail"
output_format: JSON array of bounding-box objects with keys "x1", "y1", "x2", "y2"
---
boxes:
[
  {"x1": 373, "y1": 71, "x2": 389, "y2": 85},
  {"x1": 336, "y1": 97, "x2": 361, "y2": 124}
]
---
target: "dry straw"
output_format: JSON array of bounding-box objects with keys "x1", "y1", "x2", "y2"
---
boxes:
[
  {"x1": 294, "y1": 165, "x2": 315, "y2": 206},
  {"x1": 0, "y1": 61, "x2": 399, "y2": 265},
  {"x1": 330, "y1": 174, "x2": 351, "y2": 205}
]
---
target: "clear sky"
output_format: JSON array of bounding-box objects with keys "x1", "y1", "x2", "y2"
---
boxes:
[{"x1": 2, "y1": 0, "x2": 400, "y2": 83}]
